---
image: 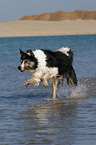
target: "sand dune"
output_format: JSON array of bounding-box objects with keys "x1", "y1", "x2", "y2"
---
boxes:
[
  {"x1": 20, "y1": 10, "x2": 96, "y2": 21},
  {"x1": 0, "y1": 20, "x2": 96, "y2": 37}
]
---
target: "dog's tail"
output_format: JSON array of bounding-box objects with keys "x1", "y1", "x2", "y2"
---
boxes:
[
  {"x1": 58, "y1": 47, "x2": 73, "y2": 64},
  {"x1": 65, "y1": 66, "x2": 77, "y2": 86}
]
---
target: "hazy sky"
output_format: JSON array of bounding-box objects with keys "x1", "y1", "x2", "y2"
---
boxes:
[{"x1": 0, "y1": 0, "x2": 96, "y2": 22}]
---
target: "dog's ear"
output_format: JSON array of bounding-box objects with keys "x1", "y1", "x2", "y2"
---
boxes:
[
  {"x1": 26, "y1": 49, "x2": 34, "y2": 56},
  {"x1": 19, "y1": 49, "x2": 25, "y2": 55}
]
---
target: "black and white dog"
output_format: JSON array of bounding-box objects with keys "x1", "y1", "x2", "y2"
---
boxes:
[{"x1": 18, "y1": 47, "x2": 77, "y2": 99}]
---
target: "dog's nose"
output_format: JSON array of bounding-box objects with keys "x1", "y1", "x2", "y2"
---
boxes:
[{"x1": 18, "y1": 66, "x2": 21, "y2": 70}]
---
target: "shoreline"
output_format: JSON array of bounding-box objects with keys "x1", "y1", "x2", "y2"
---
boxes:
[
  {"x1": 0, "y1": 33, "x2": 96, "y2": 38},
  {"x1": 0, "y1": 20, "x2": 96, "y2": 38}
]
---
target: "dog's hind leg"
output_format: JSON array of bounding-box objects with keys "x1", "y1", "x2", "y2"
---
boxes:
[
  {"x1": 69, "y1": 78, "x2": 75, "y2": 86},
  {"x1": 25, "y1": 78, "x2": 40, "y2": 87},
  {"x1": 52, "y1": 79, "x2": 58, "y2": 100}
]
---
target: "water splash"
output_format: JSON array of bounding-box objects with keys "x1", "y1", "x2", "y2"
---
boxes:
[{"x1": 57, "y1": 83, "x2": 88, "y2": 100}]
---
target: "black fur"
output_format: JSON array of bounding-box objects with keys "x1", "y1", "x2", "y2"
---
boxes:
[{"x1": 41, "y1": 49, "x2": 77, "y2": 86}]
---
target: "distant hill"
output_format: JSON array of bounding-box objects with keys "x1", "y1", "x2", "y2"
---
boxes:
[{"x1": 19, "y1": 10, "x2": 96, "y2": 21}]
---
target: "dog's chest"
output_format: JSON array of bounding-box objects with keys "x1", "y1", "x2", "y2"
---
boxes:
[{"x1": 31, "y1": 66, "x2": 55, "y2": 78}]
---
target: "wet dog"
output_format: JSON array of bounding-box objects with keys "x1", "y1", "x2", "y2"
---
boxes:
[{"x1": 18, "y1": 47, "x2": 77, "y2": 99}]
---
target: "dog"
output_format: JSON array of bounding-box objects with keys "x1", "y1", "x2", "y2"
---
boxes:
[{"x1": 18, "y1": 47, "x2": 77, "y2": 99}]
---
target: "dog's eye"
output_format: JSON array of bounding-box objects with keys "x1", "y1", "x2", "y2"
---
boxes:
[
  {"x1": 28, "y1": 62, "x2": 31, "y2": 65},
  {"x1": 25, "y1": 60, "x2": 28, "y2": 63}
]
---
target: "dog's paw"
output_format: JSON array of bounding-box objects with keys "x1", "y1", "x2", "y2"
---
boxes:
[
  {"x1": 44, "y1": 84, "x2": 48, "y2": 87},
  {"x1": 43, "y1": 81, "x2": 49, "y2": 87},
  {"x1": 34, "y1": 83, "x2": 39, "y2": 87},
  {"x1": 43, "y1": 83, "x2": 49, "y2": 87},
  {"x1": 25, "y1": 82, "x2": 29, "y2": 87}
]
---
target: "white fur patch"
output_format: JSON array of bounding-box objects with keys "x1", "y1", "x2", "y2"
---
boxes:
[
  {"x1": 31, "y1": 50, "x2": 58, "y2": 80},
  {"x1": 58, "y1": 47, "x2": 70, "y2": 56},
  {"x1": 33, "y1": 50, "x2": 47, "y2": 68},
  {"x1": 32, "y1": 50, "x2": 47, "y2": 78},
  {"x1": 20, "y1": 61, "x2": 25, "y2": 71}
]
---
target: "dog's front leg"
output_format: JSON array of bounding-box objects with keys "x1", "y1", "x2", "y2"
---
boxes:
[
  {"x1": 52, "y1": 79, "x2": 58, "y2": 100},
  {"x1": 25, "y1": 78, "x2": 40, "y2": 87},
  {"x1": 43, "y1": 74, "x2": 49, "y2": 87}
]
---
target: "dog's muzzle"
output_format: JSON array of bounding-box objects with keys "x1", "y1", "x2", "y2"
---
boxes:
[
  {"x1": 18, "y1": 65, "x2": 26, "y2": 72},
  {"x1": 18, "y1": 66, "x2": 24, "y2": 72}
]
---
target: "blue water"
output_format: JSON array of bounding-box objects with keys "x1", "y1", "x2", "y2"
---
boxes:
[{"x1": 0, "y1": 35, "x2": 96, "y2": 144}]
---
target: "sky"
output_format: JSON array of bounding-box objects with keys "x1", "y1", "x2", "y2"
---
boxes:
[{"x1": 0, "y1": 0, "x2": 96, "y2": 22}]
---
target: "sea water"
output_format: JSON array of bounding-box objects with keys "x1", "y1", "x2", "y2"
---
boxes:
[{"x1": 0, "y1": 35, "x2": 96, "y2": 144}]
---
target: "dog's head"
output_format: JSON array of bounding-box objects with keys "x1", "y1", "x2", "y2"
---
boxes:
[{"x1": 18, "y1": 49, "x2": 37, "y2": 72}]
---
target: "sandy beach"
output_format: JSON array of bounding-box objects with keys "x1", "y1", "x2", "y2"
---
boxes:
[{"x1": 0, "y1": 20, "x2": 96, "y2": 37}]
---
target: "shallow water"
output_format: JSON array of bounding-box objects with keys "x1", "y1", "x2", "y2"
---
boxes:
[{"x1": 0, "y1": 35, "x2": 96, "y2": 144}]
